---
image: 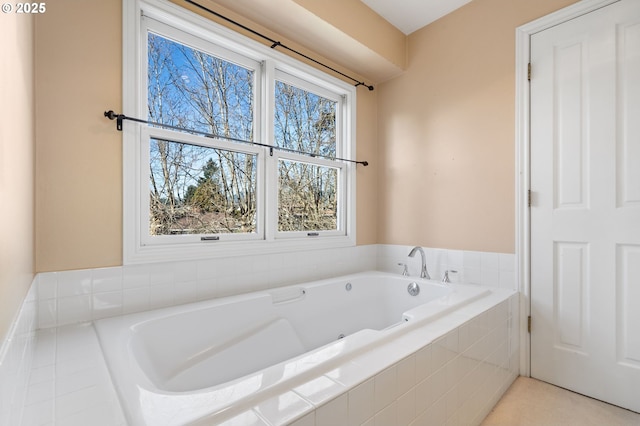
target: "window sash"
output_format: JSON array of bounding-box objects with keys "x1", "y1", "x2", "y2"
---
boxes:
[
  {"x1": 273, "y1": 152, "x2": 346, "y2": 239},
  {"x1": 140, "y1": 126, "x2": 266, "y2": 245}
]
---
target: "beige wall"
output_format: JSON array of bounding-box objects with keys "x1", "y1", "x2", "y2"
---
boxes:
[
  {"x1": 377, "y1": 0, "x2": 578, "y2": 254},
  {"x1": 0, "y1": 13, "x2": 35, "y2": 341},
  {"x1": 35, "y1": 0, "x2": 123, "y2": 272}
]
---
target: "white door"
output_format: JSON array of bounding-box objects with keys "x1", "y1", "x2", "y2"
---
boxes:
[{"x1": 530, "y1": 0, "x2": 640, "y2": 413}]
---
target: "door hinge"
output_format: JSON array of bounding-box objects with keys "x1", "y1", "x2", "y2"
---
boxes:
[
  {"x1": 528, "y1": 315, "x2": 532, "y2": 333},
  {"x1": 528, "y1": 63, "x2": 532, "y2": 81},
  {"x1": 528, "y1": 189, "x2": 532, "y2": 207}
]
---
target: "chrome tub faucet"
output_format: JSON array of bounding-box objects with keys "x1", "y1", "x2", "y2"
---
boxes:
[{"x1": 408, "y1": 246, "x2": 431, "y2": 279}]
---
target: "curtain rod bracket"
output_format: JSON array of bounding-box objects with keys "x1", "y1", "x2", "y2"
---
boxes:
[{"x1": 104, "y1": 110, "x2": 125, "y2": 131}]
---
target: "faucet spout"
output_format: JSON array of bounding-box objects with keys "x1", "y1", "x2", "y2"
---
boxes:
[{"x1": 408, "y1": 246, "x2": 431, "y2": 279}]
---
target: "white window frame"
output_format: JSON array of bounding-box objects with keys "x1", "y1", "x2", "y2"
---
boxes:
[{"x1": 123, "y1": 0, "x2": 357, "y2": 264}]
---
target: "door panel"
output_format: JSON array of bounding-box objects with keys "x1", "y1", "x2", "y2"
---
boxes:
[{"x1": 530, "y1": 0, "x2": 640, "y2": 413}]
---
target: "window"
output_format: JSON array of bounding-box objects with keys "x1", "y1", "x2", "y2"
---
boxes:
[{"x1": 123, "y1": 0, "x2": 356, "y2": 263}]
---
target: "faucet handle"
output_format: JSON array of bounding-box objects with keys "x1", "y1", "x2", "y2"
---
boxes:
[
  {"x1": 397, "y1": 262, "x2": 409, "y2": 276},
  {"x1": 442, "y1": 270, "x2": 458, "y2": 283}
]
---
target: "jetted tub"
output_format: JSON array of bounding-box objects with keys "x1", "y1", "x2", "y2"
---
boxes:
[{"x1": 95, "y1": 271, "x2": 492, "y2": 425}]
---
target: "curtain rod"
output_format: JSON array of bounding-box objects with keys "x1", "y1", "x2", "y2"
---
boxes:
[
  {"x1": 183, "y1": 0, "x2": 375, "y2": 91},
  {"x1": 104, "y1": 110, "x2": 369, "y2": 166}
]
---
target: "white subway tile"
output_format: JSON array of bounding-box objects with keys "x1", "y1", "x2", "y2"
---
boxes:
[
  {"x1": 293, "y1": 376, "x2": 345, "y2": 406},
  {"x1": 172, "y1": 260, "x2": 198, "y2": 283},
  {"x1": 499, "y1": 253, "x2": 515, "y2": 271},
  {"x1": 92, "y1": 292, "x2": 123, "y2": 320},
  {"x1": 432, "y1": 337, "x2": 452, "y2": 372},
  {"x1": 57, "y1": 270, "x2": 92, "y2": 298},
  {"x1": 25, "y1": 380, "x2": 54, "y2": 406},
  {"x1": 122, "y1": 287, "x2": 149, "y2": 314},
  {"x1": 149, "y1": 263, "x2": 174, "y2": 286},
  {"x1": 499, "y1": 269, "x2": 516, "y2": 290},
  {"x1": 481, "y1": 266, "x2": 500, "y2": 287},
  {"x1": 198, "y1": 277, "x2": 220, "y2": 299},
  {"x1": 414, "y1": 344, "x2": 432, "y2": 383},
  {"x1": 446, "y1": 250, "x2": 464, "y2": 270},
  {"x1": 289, "y1": 412, "x2": 315, "y2": 426},
  {"x1": 55, "y1": 384, "x2": 117, "y2": 423},
  {"x1": 28, "y1": 365, "x2": 54, "y2": 386},
  {"x1": 173, "y1": 280, "x2": 197, "y2": 305},
  {"x1": 57, "y1": 295, "x2": 92, "y2": 326},
  {"x1": 463, "y1": 267, "x2": 481, "y2": 285},
  {"x1": 38, "y1": 300, "x2": 57, "y2": 329},
  {"x1": 396, "y1": 355, "x2": 416, "y2": 397},
  {"x1": 253, "y1": 391, "x2": 313, "y2": 426},
  {"x1": 122, "y1": 264, "x2": 150, "y2": 289},
  {"x1": 55, "y1": 366, "x2": 103, "y2": 397},
  {"x1": 463, "y1": 251, "x2": 481, "y2": 269},
  {"x1": 396, "y1": 388, "x2": 416, "y2": 426},
  {"x1": 247, "y1": 254, "x2": 270, "y2": 274},
  {"x1": 31, "y1": 329, "x2": 56, "y2": 369},
  {"x1": 413, "y1": 376, "x2": 434, "y2": 417},
  {"x1": 480, "y1": 252, "x2": 499, "y2": 270},
  {"x1": 374, "y1": 401, "x2": 397, "y2": 426},
  {"x1": 427, "y1": 395, "x2": 448, "y2": 426},
  {"x1": 37, "y1": 273, "x2": 58, "y2": 300},
  {"x1": 315, "y1": 393, "x2": 348, "y2": 426},
  {"x1": 347, "y1": 378, "x2": 374, "y2": 426},
  {"x1": 91, "y1": 267, "x2": 123, "y2": 294},
  {"x1": 148, "y1": 283, "x2": 174, "y2": 309},
  {"x1": 374, "y1": 366, "x2": 397, "y2": 411},
  {"x1": 217, "y1": 410, "x2": 269, "y2": 426},
  {"x1": 21, "y1": 398, "x2": 54, "y2": 426}
]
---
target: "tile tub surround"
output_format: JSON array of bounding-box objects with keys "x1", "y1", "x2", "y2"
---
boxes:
[
  {"x1": 1, "y1": 244, "x2": 518, "y2": 424},
  {"x1": 377, "y1": 245, "x2": 516, "y2": 290},
  {"x1": 20, "y1": 325, "x2": 126, "y2": 426},
  {"x1": 36, "y1": 245, "x2": 380, "y2": 329},
  {"x1": 23, "y1": 288, "x2": 517, "y2": 426},
  {"x1": 34, "y1": 244, "x2": 516, "y2": 330},
  {"x1": 0, "y1": 284, "x2": 37, "y2": 426}
]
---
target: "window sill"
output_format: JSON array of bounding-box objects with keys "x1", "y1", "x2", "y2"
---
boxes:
[{"x1": 124, "y1": 234, "x2": 356, "y2": 265}]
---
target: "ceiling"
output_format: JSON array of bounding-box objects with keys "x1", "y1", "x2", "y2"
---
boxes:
[{"x1": 361, "y1": 0, "x2": 473, "y2": 35}]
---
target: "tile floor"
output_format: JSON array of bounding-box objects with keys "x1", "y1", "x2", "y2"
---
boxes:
[{"x1": 481, "y1": 376, "x2": 640, "y2": 426}]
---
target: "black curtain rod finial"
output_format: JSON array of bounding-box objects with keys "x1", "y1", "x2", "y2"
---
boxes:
[
  {"x1": 104, "y1": 110, "x2": 125, "y2": 131},
  {"x1": 355, "y1": 82, "x2": 374, "y2": 91}
]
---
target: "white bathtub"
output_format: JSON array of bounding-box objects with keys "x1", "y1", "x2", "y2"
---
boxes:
[{"x1": 95, "y1": 271, "x2": 496, "y2": 425}]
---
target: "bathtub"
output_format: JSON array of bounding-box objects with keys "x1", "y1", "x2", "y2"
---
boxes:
[{"x1": 95, "y1": 271, "x2": 501, "y2": 425}]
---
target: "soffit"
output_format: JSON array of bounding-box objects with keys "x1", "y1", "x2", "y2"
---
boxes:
[{"x1": 178, "y1": 0, "x2": 407, "y2": 85}]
